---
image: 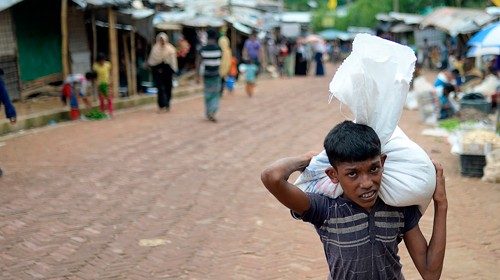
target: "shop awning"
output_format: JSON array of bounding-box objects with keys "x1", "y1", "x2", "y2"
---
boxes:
[{"x1": 420, "y1": 7, "x2": 497, "y2": 36}]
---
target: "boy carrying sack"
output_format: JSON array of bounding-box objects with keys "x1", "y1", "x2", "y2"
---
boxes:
[{"x1": 261, "y1": 34, "x2": 447, "y2": 279}]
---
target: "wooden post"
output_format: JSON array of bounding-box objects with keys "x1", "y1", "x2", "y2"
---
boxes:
[
  {"x1": 108, "y1": 7, "x2": 119, "y2": 98},
  {"x1": 130, "y1": 30, "x2": 137, "y2": 96},
  {"x1": 123, "y1": 34, "x2": 132, "y2": 97},
  {"x1": 61, "y1": 0, "x2": 70, "y2": 78},
  {"x1": 231, "y1": 25, "x2": 237, "y2": 55},
  {"x1": 91, "y1": 11, "x2": 97, "y2": 62}
]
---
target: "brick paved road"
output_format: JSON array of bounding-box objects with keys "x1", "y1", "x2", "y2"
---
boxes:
[{"x1": 1, "y1": 66, "x2": 498, "y2": 279}]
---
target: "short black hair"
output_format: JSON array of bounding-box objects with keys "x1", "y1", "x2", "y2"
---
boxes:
[
  {"x1": 206, "y1": 28, "x2": 218, "y2": 40},
  {"x1": 443, "y1": 83, "x2": 455, "y2": 95},
  {"x1": 324, "y1": 121, "x2": 381, "y2": 167},
  {"x1": 96, "y1": 52, "x2": 106, "y2": 61}
]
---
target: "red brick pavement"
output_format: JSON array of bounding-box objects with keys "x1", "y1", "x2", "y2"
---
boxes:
[{"x1": 0, "y1": 64, "x2": 498, "y2": 279}]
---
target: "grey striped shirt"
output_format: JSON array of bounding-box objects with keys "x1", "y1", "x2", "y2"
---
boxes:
[
  {"x1": 294, "y1": 194, "x2": 421, "y2": 280},
  {"x1": 199, "y1": 44, "x2": 221, "y2": 78}
]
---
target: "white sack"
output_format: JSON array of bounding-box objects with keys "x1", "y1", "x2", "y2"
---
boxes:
[{"x1": 295, "y1": 34, "x2": 436, "y2": 213}]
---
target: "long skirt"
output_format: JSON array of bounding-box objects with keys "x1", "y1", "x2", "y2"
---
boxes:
[
  {"x1": 152, "y1": 63, "x2": 173, "y2": 109},
  {"x1": 204, "y1": 76, "x2": 221, "y2": 117},
  {"x1": 315, "y1": 52, "x2": 325, "y2": 76},
  {"x1": 295, "y1": 53, "x2": 308, "y2": 76}
]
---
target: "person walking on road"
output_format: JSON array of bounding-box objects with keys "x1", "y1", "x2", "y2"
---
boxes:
[
  {"x1": 242, "y1": 31, "x2": 262, "y2": 74},
  {"x1": 148, "y1": 32, "x2": 178, "y2": 113},
  {"x1": 0, "y1": 68, "x2": 17, "y2": 177},
  {"x1": 197, "y1": 29, "x2": 222, "y2": 122},
  {"x1": 313, "y1": 41, "x2": 326, "y2": 76}
]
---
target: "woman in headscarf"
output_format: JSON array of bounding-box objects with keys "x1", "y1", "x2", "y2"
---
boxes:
[
  {"x1": 148, "y1": 32, "x2": 178, "y2": 112},
  {"x1": 218, "y1": 35, "x2": 232, "y2": 95}
]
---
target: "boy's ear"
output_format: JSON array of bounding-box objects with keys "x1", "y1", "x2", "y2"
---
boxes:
[
  {"x1": 380, "y1": 154, "x2": 387, "y2": 167},
  {"x1": 325, "y1": 166, "x2": 339, "y2": 184}
]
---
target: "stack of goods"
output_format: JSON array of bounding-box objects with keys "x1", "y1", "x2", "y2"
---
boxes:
[{"x1": 458, "y1": 128, "x2": 499, "y2": 177}]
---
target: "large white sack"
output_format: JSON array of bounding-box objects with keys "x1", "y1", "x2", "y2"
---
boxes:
[{"x1": 295, "y1": 34, "x2": 436, "y2": 213}]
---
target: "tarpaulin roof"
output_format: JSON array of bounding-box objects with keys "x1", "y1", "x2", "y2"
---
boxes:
[
  {"x1": 0, "y1": 0, "x2": 24, "y2": 12},
  {"x1": 376, "y1": 12, "x2": 424, "y2": 25},
  {"x1": 390, "y1": 23, "x2": 414, "y2": 33},
  {"x1": 119, "y1": 8, "x2": 155, "y2": 19},
  {"x1": 318, "y1": 29, "x2": 353, "y2": 41},
  {"x1": 0, "y1": 0, "x2": 136, "y2": 12},
  {"x1": 388, "y1": 12, "x2": 424, "y2": 25},
  {"x1": 182, "y1": 15, "x2": 224, "y2": 27},
  {"x1": 420, "y1": 7, "x2": 497, "y2": 36},
  {"x1": 280, "y1": 12, "x2": 311, "y2": 23},
  {"x1": 153, "y1": 10, "x2": 196, "y2": 25}
]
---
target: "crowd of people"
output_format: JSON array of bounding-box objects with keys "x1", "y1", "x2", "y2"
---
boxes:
[{"x1": 411, "y1": 38, "x2": 499, "y2": 122}]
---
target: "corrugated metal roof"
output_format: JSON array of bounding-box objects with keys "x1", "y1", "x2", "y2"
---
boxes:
[{"x1": 420, "y1": 7, "x2": 497, "y2": 36}]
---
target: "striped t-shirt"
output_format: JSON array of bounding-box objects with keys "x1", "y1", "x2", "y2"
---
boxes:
[
  {"x1": 294, "y1": 194, "x2": 421, "y2": 280},
  {"x1": 199, "y1": 44, "x2": 222, "y2": 78}
]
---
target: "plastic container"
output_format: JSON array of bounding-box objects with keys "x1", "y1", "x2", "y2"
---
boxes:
[
  {"x1": 70, "y1": 108, "x2": 80, "y2": 120},
  {"x1": 459, "y1": 154, "x2": 486, "y2": 177},
  {"x1": 460, "y1": 93, "x2": 491, "y2": 114}
]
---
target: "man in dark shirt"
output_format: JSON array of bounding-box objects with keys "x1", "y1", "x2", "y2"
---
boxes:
[
  {"x1": 196, "y1": 29, "x2": 222, "y2": 122},
  {"x1": 261, "y1": 121, "x2": 448, "y2": 279}
]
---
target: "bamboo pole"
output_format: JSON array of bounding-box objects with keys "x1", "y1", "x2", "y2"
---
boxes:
[
  {"x1": 123, "y1": 34, "x2": 132, "y2": 97},
  {"x1": 231, "y1": 25, "x2": 237, "y2": 54},
  {"x1": 91, "y1": 11, "x2": 97, "y2": 62},
  {"x1": 61, "y1": 0, "x2": 69, "y2": 78},
  {"x1": 108, "y1": 7, "x2": 119, "y2": 97},
  {"x1": 130, "y1": 30, "x2": 137, "y2": 96}
]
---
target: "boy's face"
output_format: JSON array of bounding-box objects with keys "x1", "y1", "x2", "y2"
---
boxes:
[{"x1": 326, "y1": 155, "x2": 386, "y2": 212}]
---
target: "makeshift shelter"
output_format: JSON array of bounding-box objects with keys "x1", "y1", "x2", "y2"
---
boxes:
[
  {"x1": 279, "y1": 12, "x2": 311, "y2": 38},
  {"x1": 420, "y1": 7, "x2": 497, "y2": 37},
  {"x1": 0, "y1": 0, "x2": 154, "y2": 99},
  {"x1": 0, "y1": 6, "x2": 21, "y2": 100}
]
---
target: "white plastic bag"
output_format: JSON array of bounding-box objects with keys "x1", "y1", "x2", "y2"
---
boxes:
[{"x1": 295, "y1": 34, "x2": 436, "y2": 213}]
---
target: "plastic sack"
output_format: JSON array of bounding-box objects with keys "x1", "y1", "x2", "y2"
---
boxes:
[{"x1": 295, "y1": 34, "x2": 436, "y2": 213}]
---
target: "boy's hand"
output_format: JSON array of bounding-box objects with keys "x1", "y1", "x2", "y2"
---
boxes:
[
  {"x1": 300, "y1": 151, "x2": 317, "y2": 171},
  {"x1": 432, "y1": 160, "x2": 447, "y2": 204}
]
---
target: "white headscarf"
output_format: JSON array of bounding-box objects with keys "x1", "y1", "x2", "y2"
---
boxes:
[{"x1": 147, "y1": 32, "x2": 178, "y2": 72}]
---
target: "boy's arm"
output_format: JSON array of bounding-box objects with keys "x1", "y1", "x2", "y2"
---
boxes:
[
  {"x1": 260, "y1": 152, "x2": 316, "y2": 215},
  {"x1": 404, "y1": 161, "x2": 447, "y2": 280}
]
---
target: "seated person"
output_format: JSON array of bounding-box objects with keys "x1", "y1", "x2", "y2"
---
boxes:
[{"x1": 439, "y1": 84, "x2": 456, "y2": 120}]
